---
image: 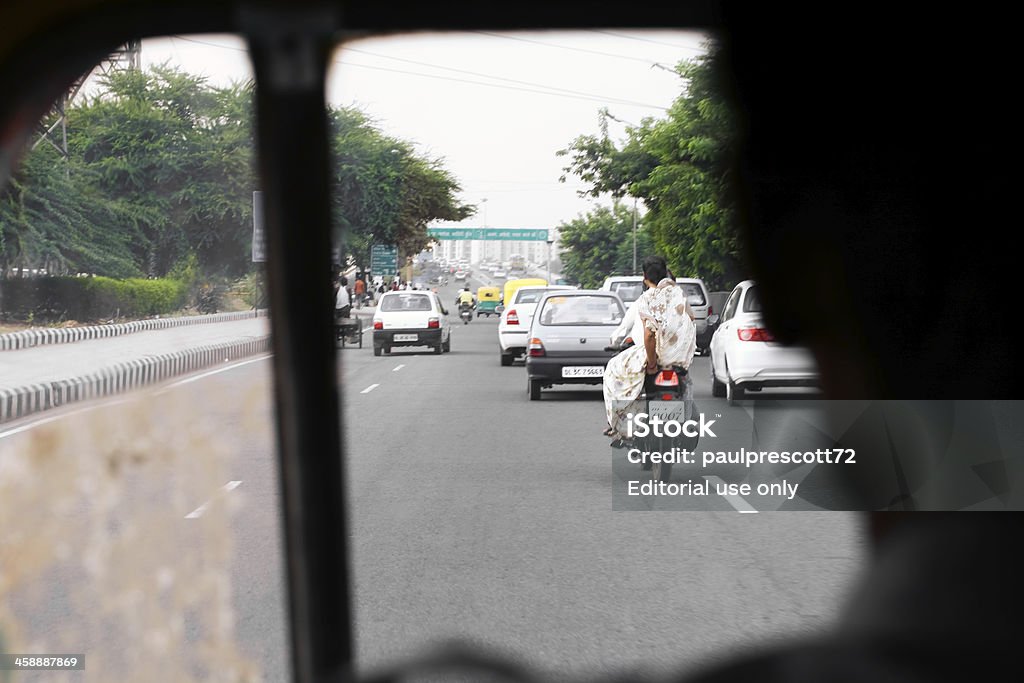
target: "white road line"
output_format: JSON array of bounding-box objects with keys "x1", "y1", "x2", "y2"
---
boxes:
[
  {"x1": 185, "y1": 480, "x2": 243, "y2": 519},
  {"x1": 0, "y1": 397, "x2": 131, "y2": 441},
  {"x1": 362, "y1": 326, "x2": 373, "y2": 333},
  {"x1": 361, "y1": 383, "x2": 380, "y2": 394},
  {"x1": 157, "y1": 354, "x2": 272, "y2": 392},
  {"x1": 703, "y1": 475, "x2": 759, "y2": 513},
  {"x1": 392, "y1": 364, "x2": 405, "y2": 372}
]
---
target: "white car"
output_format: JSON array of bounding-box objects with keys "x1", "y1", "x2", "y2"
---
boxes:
[
  {"x1": 454, "y1": 269, "x2": 467, "y2": 280},
  {"x1": 372, "y1": 290, "x2": 451, "y2": 356},
  {"x1": 709, "y1": 280, "x2": 820, "y2": 404},
  {"x1": 675, "y1": 277, "x2": 712, "y2": 354},
  {"x1": 600, "y1": 275, "x2": 645, "y2": 311},
  {"x1": 492, "y1": 269, "x2": 507, "y2": 279},
  {"x1": 496, "y1": 285, "x2": 573, "y2": 366}
]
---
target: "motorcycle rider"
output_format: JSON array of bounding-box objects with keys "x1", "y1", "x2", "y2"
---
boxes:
[{"x1": 456, "y1": 288, "x2": 476, "y2": 311}]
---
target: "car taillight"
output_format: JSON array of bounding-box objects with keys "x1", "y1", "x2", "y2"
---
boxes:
[
  {"x1": 654, "y1": 369, "x2": 679, "y2": 387},
  {"x1": 708, "y1": 305, "x2": 713, "y2": 315},
  {"x1": 528, "y1": 338, "x2": 545, "y2": 357},
  {"x1": 738, "y1": 327, "x2": 774, "y2": 342},
  {"x1": 507, "y1": 309, "x2": 519, "y2": 325},
  {"x1": 373, "y1": 320, "x2": 383, "y2": 330},
  {"x1": 428, "y1": 318, "x2": 439, "y2": 329},
  {"x1": 624, "y1": 336, "x2": 633, "y2": 345}
]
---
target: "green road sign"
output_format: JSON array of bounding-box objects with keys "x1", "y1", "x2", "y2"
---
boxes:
[
  {"x1": 428, "y1": 227, "x2": 549, "y2": 241},
  {"x1": 370, "y1": 244, "x2": 398, "y2": 275}
]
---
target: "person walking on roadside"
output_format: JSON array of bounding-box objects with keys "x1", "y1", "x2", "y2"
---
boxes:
[{"x1": 353, "y1": 276, "x2": 366, "y2": 308}]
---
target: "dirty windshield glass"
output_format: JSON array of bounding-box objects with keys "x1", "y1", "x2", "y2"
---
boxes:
[{"x1": 1, "y1": 27, "x2": 856, "y2": 683}]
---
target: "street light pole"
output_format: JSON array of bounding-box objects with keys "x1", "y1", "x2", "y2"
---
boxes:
[{"x1": 632, "y1": 196, "x2": 637, "y2": 275}]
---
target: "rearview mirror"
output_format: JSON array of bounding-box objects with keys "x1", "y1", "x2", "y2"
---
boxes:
[
  {"x1": 495, "y1": 305, "x2": 505, "y2": 314},
  {"x1": 707, "y1": 314, "x2": 720, "y2": 327}
]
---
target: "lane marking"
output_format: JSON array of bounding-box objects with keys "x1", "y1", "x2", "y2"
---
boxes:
[
  {"x1": 0, "y1": 397, "x2": 132, "y2": 440},
  {"x1": 185, "y1": 480, "x2": 243, "y2": 519},
  {"x1": 158, "y1": 354, "x2": 272, "y2": 392},
  {"x1": 361, "y1": 383, "x2": 380, "y2": 394},
  {"x1": 703, "y1": 475, "x2": 759, "y2": 513},
  {"x1": 392, "y1": 364, "x2": 405, "y2": 372},
  {"x1": 362, "y1": 326, "x2": 373, "y2": 333},
  {"x1": 2, "y1": 356, "x2": 272, "y2": 440}
]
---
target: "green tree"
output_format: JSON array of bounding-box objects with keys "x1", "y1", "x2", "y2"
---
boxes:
[
  {"x1": 557, "y1": 203, "x2": 652, "y2": 289},
  {"x1": 327, "y1": 108, "x2": 473, "y2": 270},
  {"x1": 558, "y1": 43, "x2": 740, "y2": 290}
]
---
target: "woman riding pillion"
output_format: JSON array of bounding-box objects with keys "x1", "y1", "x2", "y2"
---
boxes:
[{"x1": 602, "y1": 256, "x2": 696, "y2": 443}]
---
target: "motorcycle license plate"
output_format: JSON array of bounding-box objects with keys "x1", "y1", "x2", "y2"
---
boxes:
[
  {"x1": 394, "y1": 334, "x2": 418, "y2": 342},
  {"x1": 562, "y1": 366, "x2": 603, "y2": 378},
  {"x1": 649, "y1": 399, "x2": 687, "y2": 422}
]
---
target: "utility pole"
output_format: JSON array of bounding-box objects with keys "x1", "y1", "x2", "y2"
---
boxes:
[
  {"x1": 33, "y1": 40, "x2": 141, "y2": 172},
  {"x1": 632, "y1": 196, "x2": 638, "y2": 275}
]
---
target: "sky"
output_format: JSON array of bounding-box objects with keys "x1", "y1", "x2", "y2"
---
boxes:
[{"x1": 130, "y1": 29, "x2": 709, "y2": 233}]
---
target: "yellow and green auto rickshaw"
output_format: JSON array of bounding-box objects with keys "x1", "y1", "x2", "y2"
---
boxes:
[{"x1": 476, "y1": 286, "x2": 502, "y2": 317}]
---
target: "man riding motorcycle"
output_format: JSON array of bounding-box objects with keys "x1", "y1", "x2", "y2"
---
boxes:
[{"x1": 456, "y1": 288, "x2": 476, "y2": 311}]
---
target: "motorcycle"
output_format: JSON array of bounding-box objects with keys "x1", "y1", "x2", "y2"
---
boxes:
[
  {"x1": 606, "y1": 340, "x2": 697, "y2": 483},
  {"x1": 459, "y1": 303, "x2": 474, "y2": 324}
]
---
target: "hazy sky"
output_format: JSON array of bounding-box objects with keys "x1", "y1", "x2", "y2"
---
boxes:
[{"x1": 135, "y1": 30, "x2": 709, "y2": 232}]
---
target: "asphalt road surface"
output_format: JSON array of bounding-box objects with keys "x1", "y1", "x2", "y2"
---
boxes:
[{"x1": 0, "y1": 279, "x2": 866, "y2": 682}]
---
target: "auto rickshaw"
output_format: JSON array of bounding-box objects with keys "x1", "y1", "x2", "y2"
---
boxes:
[{"x1": 476, "y1": 286, "x2": 502, "y2": 317}]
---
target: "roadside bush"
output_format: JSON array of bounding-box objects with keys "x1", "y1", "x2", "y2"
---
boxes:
[{"x1": 0, "y1": 276, "x2": 188, "y2": 323}]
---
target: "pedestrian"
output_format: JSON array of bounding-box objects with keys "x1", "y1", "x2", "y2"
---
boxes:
[{"x1": 353, "y1": 276, "x2": 366, "y2": 308}]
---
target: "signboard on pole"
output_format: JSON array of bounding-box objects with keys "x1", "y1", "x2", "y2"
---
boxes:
[
  {"x1": 370, "y1": 244, "x2": 398, "y2": 276},
  {"x1": 252, "y1": 190, "x2": 266, "y2": 263},
  {"x1": 427, "y1": 227, "x2": 549, "y2": 241}
]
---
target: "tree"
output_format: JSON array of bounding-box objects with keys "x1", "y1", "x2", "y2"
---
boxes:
[
  {"x1": 557, "y1": 203, "x2": 653, "y2": 289},
  {"x1": 558, "y1": 43, "x2": 741, "y2": 290},
  {"x1": 327, "y1": 108, "x2": 473, "y2": 270},
  {"x1": 1, "y1": 65, "x2": 471, "y2": 287}
]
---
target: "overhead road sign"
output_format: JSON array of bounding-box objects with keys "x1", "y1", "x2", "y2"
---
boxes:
[{"x1": 428, "y1": 228, "x2": 549, "y2": 241}]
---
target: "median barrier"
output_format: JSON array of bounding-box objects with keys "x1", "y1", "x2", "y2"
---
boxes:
[
  {"x1": 0, "y1": 335, "x2": 272, "y2": 424},
  {"x1": 0, "y1": 309, "x2": 269, "y2": 351}
]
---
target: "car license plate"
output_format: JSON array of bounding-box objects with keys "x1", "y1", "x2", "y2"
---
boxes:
[
  {"x1": 394, "y1": 334, "x2": 418, "y2": 342},
  {"x1": 562, "y1": 366, "x2": 603, "y2": 378},
  {"x1": 649, "y1": 399, "x2": 687, "y2": 422}
]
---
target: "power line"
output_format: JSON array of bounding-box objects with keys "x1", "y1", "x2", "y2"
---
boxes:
[
  {"x1": 472, "y1": 31, "x2": 666, "y2": 65},
  {"x1": 335, "y1": 61, "x2": 667, "y2": 110},
  {"x1": 585, "y1": 30, "x2": 708, "y2": 52},
  {"x1": 167, "y1": 36, "x2": 667, "y2": 110},
  {"x1": 337, "y1": 46, "x2": 666, "y2": 110}
]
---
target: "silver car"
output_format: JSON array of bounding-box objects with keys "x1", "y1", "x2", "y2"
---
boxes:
[
  {"x1": 524, "y1": 290, "x2": 625, "y2": 401},
  {"x1": 709, "y1": 280, "x2": 820, "y2": 404}
]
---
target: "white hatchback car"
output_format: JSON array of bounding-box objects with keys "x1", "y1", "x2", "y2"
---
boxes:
[
  {"x1": 372, "y1": 290, "x2": 451, "y2": 356},
  {"x1": 709, "y1": 280, "x2": 820, "y2": 404},
  {"x1": 496, "y1": 285, "x2": 572, "y2": 366}
]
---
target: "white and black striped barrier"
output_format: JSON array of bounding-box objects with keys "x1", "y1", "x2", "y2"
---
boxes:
[
  {"x1": 0, "y1": 336, "x2": 272, "y2": 424},
  {"x1": 0, "y1": 309, "x2": 269, "y2": 351}
]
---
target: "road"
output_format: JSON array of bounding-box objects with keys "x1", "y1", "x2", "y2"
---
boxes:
[{"x1": 0, "y1": 279, "x2": 866, "y2": 682}]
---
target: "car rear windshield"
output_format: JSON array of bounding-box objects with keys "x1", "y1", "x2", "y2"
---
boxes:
[
  {"x1": 743, "y1": 285, "x2": 763, "y2": 312},
  {"x1": 514, "y1": 289, "x2": 547, "y2": 304},
  {"x1": 609, "y1": 281, "x2": 643, "y2": 302},
  {"x1": 678, "y1": 283, "x2": 707, "y2": 306},
  {"x1": 381, "y1": 294, "x2": 434, "y2": 312},
  {"x1": 537, "y1": 295, "x2": 623, "y2": 326}
]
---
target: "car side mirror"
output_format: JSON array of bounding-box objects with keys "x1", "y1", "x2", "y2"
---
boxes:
[
  {"x1": 707, "y1": 314, "x2": 720, "y2": 326},
  {"x1": 496, "y1": 305, "x2": 505, "y2": 314}
]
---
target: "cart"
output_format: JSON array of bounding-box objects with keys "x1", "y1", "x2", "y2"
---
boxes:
[{"x1": 335, "y1": 312, "x2": 363, "y2": 348}]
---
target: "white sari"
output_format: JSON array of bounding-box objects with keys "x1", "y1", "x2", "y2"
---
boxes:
[{"x1": 603, "y1": 278, "x2": 696, "y2": 438}]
